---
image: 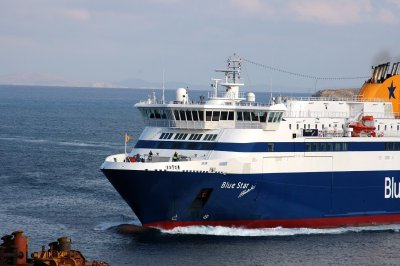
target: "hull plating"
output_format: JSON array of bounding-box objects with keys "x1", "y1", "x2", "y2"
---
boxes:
[{"x1": 101, "y1": 169, "x2": 400, "y2": 230}]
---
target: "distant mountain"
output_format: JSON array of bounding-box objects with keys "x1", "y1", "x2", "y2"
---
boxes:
[
  {"x1": 0, "y1": 72, "x2": 310, "y2": 93},
  {"x1": 0, "y1": 73, "x2": 124, "y2": 88},
  {"x1": 114, "y1": 78, "x2": 206, "y2": 91}
]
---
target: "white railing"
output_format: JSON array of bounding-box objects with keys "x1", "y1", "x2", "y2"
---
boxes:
[
  {"x1": 285, "y1": 111, "x2": 400, "y2": 119},
  {"x1": 285, "y1": 111, "x2": 349, "y2": 118},
  {"x1": 287, "y1": 96, "x2": 386, "y2": 102}
]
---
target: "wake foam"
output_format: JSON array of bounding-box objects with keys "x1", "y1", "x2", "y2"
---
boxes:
[
  {"x1": 160, "y1": 224, "x2": 400, "y2": 237},
  {"x1": 94, "y1": 219, "x2": 140, "y2": 231},
  {"x1": 0, "y1": 136, "x2": 119, "y2": 149}
]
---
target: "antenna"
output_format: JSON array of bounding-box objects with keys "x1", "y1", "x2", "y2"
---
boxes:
[
  {"x1": 162, "y1": 68, "x2": 165, "y2": 104},
  {"x1": 211, "y1": 78, "x2": 221, "y2": 97}
]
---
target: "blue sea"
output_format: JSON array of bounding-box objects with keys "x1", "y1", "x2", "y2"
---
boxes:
[{"x1": 1, "y1": 85, "x2": 400, "y2": 265}]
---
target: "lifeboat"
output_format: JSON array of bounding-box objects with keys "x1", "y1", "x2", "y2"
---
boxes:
[{"x1": 349, "y1": 115, "x2": 376, "y2": 137}]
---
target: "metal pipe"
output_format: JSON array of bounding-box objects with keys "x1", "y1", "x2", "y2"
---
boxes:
[
  {"x1": 394, "y1": 62, "x2": 400, "y2": 75},
  {"x1": 376, "y1": 64, "x2": 383, "y2": 82},
  {"x1": 383, "y1": 62, "x2": 390, "y2": 80}
]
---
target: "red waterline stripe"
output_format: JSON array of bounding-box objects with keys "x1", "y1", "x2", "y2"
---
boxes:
[{"x1": 144, "y1": 214, "x2": 400, "y2": 230}]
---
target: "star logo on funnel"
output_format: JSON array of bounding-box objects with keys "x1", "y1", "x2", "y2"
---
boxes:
[{"x1": 388, "y1": 81, "x2": 396, "y2": 99}]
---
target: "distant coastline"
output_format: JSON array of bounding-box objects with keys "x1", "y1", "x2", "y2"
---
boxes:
[{"x1": 0, "y1": 73, "x2": 360, "y2": 93}]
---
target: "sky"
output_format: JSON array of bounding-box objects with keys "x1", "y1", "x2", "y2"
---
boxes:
[{"x1": 1, "y1": 0, "x2": 400, "y2": 92}]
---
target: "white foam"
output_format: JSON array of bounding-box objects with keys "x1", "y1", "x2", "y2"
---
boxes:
[
  {"x1": 160, "y1": 224, "x2": 400, "y2": 237},
  {"x1": 0, "y1": 136, "x2": 119, "y2": 149},
  {"x1": 94, "y1": 220, "x2": 140, "y2": 231}
]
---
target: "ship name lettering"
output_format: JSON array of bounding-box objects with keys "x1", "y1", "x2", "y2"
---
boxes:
[
  {"x1": 384, "y1": 177, "x2": 400, "y2": 199},
  {"x1": 221, "y1": 181, "x2": 249, "y2": 189}
]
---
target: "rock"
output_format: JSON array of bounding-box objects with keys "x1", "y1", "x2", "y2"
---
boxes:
[{"x1": 312, "y1": 88, "x2": 360, "y2": 98}]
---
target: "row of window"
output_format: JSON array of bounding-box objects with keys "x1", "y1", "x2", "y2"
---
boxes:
[
  {"x1": 189, "y1": 134, "x2": 203, "y2": 140},
  {"x1": 142, "y1": 108, "x2": 283, "y2": 123},
  {"x1": 159, "y1": 132, "x2": 217, "y2": 141},
  {"x1": 378, "y1": 125, "x2": 400, "y2": 131},
  {"x1": 175, "y1": 110, "x2": 205, "y2": 121},
  {"x1": 290, "y1": 123, "x2": 343, "y2": 130},
  {"x1": 149, "y1": 141, "x2": 215, "y2": 150},
  {"x1": 204, "y1": 134, "x2": 218, "y2": 141},
  {"x1": 205, "y1": 111, "x2": 235, "y2": 121},
  {"x1": 174, "y1": 133, "x2": 188, "y2": 140},
  {"x1": 159, "y1": 133, "x2": 174, "y2": 139},
  {"x1": 306, "y1": 142, "x2": 348, "y2": 152},
  {"x1": 290, "y1": 123, "x2": 400, "y2": 131},
  {"x1": 137, "y1": 140, "x2": 400, "y2": 152},
  {"x1": 384, "y1": 142, "x2": 400, "y2": 151}
]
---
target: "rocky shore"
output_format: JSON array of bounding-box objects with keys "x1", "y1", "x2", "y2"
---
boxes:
[{"x1": 312, "y1": 88, "x2": 360, "y2": 98}]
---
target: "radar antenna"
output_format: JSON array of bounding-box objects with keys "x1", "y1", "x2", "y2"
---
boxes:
[{"x1": 215, "y1": 53, "x2": 243, "y2": 85}]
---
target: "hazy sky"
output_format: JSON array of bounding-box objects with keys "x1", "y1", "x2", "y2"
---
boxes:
[{"x1": 1, "y1": 0, "x2": 400, "y2": 91}]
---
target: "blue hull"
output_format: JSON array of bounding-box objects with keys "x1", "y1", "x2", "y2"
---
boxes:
[{"x1": 101, "y1": 169, "x2": 400, "y2": 229}]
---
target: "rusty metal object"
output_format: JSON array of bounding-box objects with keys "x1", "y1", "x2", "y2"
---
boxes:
[
  {"x1": 0, "y1": 231, "x2": 27, "y2": 266},
  {"x1": 0, "y1": 231, "x2": 109, "y2": 266}
]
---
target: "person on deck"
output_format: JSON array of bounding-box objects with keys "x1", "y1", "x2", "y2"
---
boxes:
[{"x1": 172, "y1": 152, "x2": 178, "y2": 162}]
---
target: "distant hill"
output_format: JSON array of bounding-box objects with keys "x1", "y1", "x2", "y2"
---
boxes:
[
  {"x1": 312, "y1": 88, "x2": 360, "y2": 98},
  {"x1": 0, "y1": 73, "x2": 123, "y2": 88},
  {"x1": 0, "y1": 72, "x2": 311, "y2": 92}
]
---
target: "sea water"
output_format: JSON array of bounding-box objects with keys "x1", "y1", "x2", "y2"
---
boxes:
[{"x1": 1, "y1": 85, "x2": 400, "y2": 265}]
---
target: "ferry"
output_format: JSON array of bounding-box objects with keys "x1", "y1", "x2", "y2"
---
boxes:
[{"x1": 101, "y1": 55, "x2": 400, "y2": 230}]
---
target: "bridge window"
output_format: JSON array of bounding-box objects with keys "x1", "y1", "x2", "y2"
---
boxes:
[
  {"x1": 212, "y1": 111, "x2": 220, "y2": 121},
  {"x1": 268, "y1": 112, "x2": 274, "y2": 122},
  {"x1": 273, "y1": 113, "x2": 280, "y2": 123},
  {"x1": 260, "y1": 112, "x2": 267, "y2": 123},
  {"x1": 278, "y1": 112, "x2": 283, "y2": 121},
  {"x1": 206, "y1": 111, "x2": 212, "y2": 121},
  {"x1": 199, "y1": 111, "x2": 204, "y2": 121},
  {"x1": 243, "y1": 112, "x2": 251, "y2": 121},
  {"x1": 228, "y1": 112, "x2": 234, "y2": 120},
  {"x1": 220, "y1": 111, "x2": 228, "y2": 120},
  {"x1": 174, "y1": 110, "x2": 180, "y2": 120},
  {"x1": 180, "y1": 110, "x2": 186, "y2": 121},
  {"x1": 237, "y1": 112, "x2": 243, "y2": 121},
  {"x1": 192, "y1": 110, "x2": 199, "y2": 121},
  {"x1": 268, "y1": 112, "x2": 282, "y2": 123},
  {"x1": 154, "y1": 110, "x2": 161, "y2": 119},
  {"x1": 251, "y1": 112, "x2": 258, "y2": 122},
  {"x1": 186, "y1": 110, "x2": 192, "y2": 121}
]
